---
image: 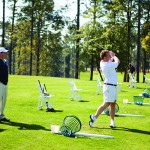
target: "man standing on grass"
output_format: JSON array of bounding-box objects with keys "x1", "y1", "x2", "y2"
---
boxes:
[
  {"x1": 0, "y1": 47, "x2": 10, "y2": 122},
  {"x1": 128, "y1": 63, "x2": 135, "y2": 78},
  {"x1": 89, "y1": 50, "x2": 120, "y2": 128}
]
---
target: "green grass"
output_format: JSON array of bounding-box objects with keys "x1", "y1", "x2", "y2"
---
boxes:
[{"x1": 0, "y1": 72, "x2": 150, "y2": 150}]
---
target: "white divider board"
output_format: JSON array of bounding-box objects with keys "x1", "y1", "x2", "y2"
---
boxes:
[
  {"x1": 50, "y1": 125, "x2": 114, "y2": 139},
  {"x1": 115, "y1": 113, "x2": 144, "y2": 118},
  {"x1": 126, "y1": 102, "x2": 150, "y2": 106},
  {"x1": 53, "y1": 131, "x2": 114, "y2": 139},
  {"x1": 102, "y1": 112, "x2": 144, "y2": 118},
  {"x1": 75, "y1": 132, "x2": 114, "y2": 139},
  {"x1": 123, "y1": 99, "x2": 150, "y2": 106}
]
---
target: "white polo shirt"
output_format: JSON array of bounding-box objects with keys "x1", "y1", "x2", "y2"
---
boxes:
[{"x1": 100, "y1": 61, "x2": 118, "y2": 84}]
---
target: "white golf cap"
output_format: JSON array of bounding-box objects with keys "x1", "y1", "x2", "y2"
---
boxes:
[{"x1": 0, "y1": 47, "x2": 9, "y2": 53}]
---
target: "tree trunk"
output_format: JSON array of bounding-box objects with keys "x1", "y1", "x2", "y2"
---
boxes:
[
  {"x1": 2, "y1": 0, "x2": 5, "y2": 46},
  {"x1": 9, "y1": 0, "x2": 16, "y2": 74},
  {"x1": 75, "y1": 0, "x2": 80, "y2": 79},
  {"x1": 136, "y1": 0, "x2": 141, "y2": 83},
  {"x1": 36, "y1": 18, "x2": 41, "y2": 76},
  {"x1": 30, "y1": 0, "x2": 34, "y2": 75},
  {"x1": 90, "y1": 56, "x2": 94, "y2": 80},
  {"x1": 124, "y1": 1, "x2": 132, "y2": 82},
  {"x1": 143, "y1": 50, "x2": 146, "y2": 83},
  {"x1": 96, "y1": 58, "x2": 103, "y2": 81},
  {"x1": 65, "y1": 55, "x2": 70, "y2": 78}
]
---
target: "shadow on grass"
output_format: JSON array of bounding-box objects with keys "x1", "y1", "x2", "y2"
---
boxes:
[
  {"x1": 1, "y1": 121, "x2": 50, "y2": 131},
  {"x1": 94, "y1": 126, "x2": 150, "y2": 135},
  {"x1": 46, "y1": 109, "x2": 64, "y2": 112},
  {"x1": 112, "y1": 127, "x2": 150, "y2": 135},
  {"x1": 79, "y1": 100, "x2": 89, "y2": 102},
  {"x1": 0, "y1": 129, "x2": 6, "y2": 132},
  {"x1": 119, "y1": 90, "x2": 128, "y2": 92},
  {"x1": 53, "y1": 110, "x2": 64, "y2": 112},
  {"x1": 39, "y1": 109, "x2": 63, "y2": 112},
  {"x1": 70, "y1": 100, "x2": 89, "y2": 102}
]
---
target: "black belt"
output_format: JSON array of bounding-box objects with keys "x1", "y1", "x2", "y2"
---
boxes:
[{"x1": 104, "y1": 83, "x2": 117, "y2": 86}]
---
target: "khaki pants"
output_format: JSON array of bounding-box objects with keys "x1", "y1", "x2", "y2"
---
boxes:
[{"x1": 0, "y1": 82, "x2": 8, "y2": 119}]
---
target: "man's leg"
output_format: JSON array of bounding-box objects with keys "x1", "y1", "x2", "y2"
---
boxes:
[
  {"x1": 2, "y1": 85, "x2": 8, "y2": 116},
  {"x1": 109, "y1": 102, "x2": 116, "y2": 127},
  {"x1": 0, "y1": 84, "x2": 9, "y2": 121},
  {"x1": 95, "y1": 102, "x2": 110, "y2": 118},
  {"x1": 0, "y1": 83, "x2": 4, "y2": 119},
  {"x1": 89, "y1": 102, "x2": 110, "y2": 127}
]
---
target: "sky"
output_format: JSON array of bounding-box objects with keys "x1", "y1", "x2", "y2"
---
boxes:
[{"x1": 0, "y1": 0, "x2": 84, "y2": 24}]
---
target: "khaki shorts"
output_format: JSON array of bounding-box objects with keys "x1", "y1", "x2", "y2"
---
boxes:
[{"x1": 103, "y1": 84, "x2": 118, "y2": 102}]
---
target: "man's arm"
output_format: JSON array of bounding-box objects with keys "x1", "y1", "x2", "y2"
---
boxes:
[
  {"x1": 113, "y1": 56, "x2": 120, "y2": 64},
  {"x1": 109, "y1": 51, "x2": 120, "y2": 64}
]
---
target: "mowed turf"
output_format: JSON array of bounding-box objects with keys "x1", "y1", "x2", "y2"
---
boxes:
[{"x1": 0, "y1": 72, "x2": 150, "y2": 150}]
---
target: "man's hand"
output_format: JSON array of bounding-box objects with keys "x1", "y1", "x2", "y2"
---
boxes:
[{"x1": 109, "y1": 51, "x2": 115, "y2": 58}]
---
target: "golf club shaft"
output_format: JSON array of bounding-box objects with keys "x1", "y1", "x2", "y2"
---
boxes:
[{"x1": 38, "y1": 80, "x2": 44, "y2": 93}]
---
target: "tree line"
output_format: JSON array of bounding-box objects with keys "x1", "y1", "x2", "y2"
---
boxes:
[{"x1": 0, "y1": 0, "x2": 150, "y2": 82}]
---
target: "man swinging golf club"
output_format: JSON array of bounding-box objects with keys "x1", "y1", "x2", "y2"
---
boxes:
[{"x1": 89, "y1": 50, "x2": 120, "y2": 128}]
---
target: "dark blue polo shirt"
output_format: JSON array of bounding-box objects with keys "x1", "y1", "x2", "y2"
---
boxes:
[{"x1": 0, "y1": 59, "x2": 8, "y2": 85}]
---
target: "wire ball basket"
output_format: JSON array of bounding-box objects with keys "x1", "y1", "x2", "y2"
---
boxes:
[{"x1": 60, "y1": 115, "x2": 82, "y2": 137}]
